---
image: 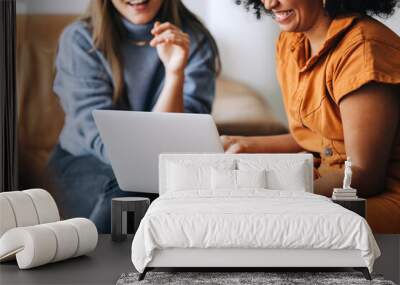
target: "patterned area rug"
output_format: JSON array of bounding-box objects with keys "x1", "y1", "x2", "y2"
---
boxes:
[{"x1": 117, "y1": 272, "x2": 395, "y2": 285}]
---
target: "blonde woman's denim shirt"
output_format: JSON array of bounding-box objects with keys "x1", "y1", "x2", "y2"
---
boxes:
[{"x1": 54, "y1": 19, "x2": 216, "y2": 164}]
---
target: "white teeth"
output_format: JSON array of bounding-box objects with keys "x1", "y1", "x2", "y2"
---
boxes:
[
  {"x1": 127, "y1": 0, "x2": 147, "y2": 5},
  {"x1": 274, "y1": 10, "x2": 294, "y2": 21}
]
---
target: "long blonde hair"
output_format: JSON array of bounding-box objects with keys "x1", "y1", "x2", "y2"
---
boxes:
[{"x1": 82, "y1": 0, "x2": 221, "y2": 104}]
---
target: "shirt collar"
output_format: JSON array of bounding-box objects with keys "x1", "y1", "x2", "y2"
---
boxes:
[
  {"x1": 120, "y1": 16, "x2": 155, "y2": 42},
  {"x1": 290, "y1": 14, "x2": 361, "y2": 71}
]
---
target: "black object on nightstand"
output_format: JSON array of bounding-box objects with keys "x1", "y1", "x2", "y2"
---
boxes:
[
  {"x1": 331, "y1": 198, "x2": 366, "y2": 218},
  {"x1": 111, "y1": 197, "x2": 150, "y2": 242}
]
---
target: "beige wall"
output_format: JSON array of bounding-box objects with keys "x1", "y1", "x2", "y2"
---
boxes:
[{"x1": 17, "y1": 0, "x2": 400, "y2": 124}]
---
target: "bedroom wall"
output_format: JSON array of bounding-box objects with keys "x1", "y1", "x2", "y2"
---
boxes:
[
  {"x1": 13, "y1": 2, "x2": 400, "y2": 283},
  {"x1": 184, "y1": 1, "x2": 400, "y2": 125},
  {"x1": 17, "y1": 0, "x2": 400, "y2": 124},
  {"x1": 16, "y1": 0, "x2": 287, "y2": 123},
  {"x1": 184, "y1": 0, "x2": 286, "y2": 123}
]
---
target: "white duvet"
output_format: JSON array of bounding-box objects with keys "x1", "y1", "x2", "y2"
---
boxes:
[{"x1": 131, "y1": 190, "x2": 380, "y2": 273}]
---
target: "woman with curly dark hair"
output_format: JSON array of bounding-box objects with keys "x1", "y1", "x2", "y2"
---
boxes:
[{"x1": 223, "y1": 0, "x2": 400, "y2": 233}]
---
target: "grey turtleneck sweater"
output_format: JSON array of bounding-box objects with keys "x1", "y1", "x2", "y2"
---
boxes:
[{"x1": 54, "y1": 16, "x2": 216, "y2": 163}]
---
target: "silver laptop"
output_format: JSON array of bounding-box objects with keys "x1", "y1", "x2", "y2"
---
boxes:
[{"x1": 93, "y1": 110, "x2": 224, "y2": 193}]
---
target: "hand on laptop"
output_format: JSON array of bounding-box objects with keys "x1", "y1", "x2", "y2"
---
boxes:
[
  {"x1": 222, "y1": 135, "x2": 322, "y2": 180},
  {"x1": 221, "y1": 135, "x2": 254, "y2": 154}
]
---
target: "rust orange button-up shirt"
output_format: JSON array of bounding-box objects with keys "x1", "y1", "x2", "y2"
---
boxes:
[{"x1": 276, "y1": 15, "x2": 400, "y2": 233}]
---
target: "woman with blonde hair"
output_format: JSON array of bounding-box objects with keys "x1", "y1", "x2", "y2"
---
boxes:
[{"x1": 48, "y1": 0, "x2": 220, "y2": 233}]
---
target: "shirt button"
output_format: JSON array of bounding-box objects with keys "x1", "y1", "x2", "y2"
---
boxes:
[{"x1": 324, "y1": 147, "x2": 333, "y2": 157}]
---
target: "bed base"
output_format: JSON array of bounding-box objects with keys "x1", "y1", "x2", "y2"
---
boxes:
[
  {"x1": 138, "y1": 248, "x2": 372, "y2": 281},
  {"x1": 138, "y1": 267, "x2": 371, "y2": 281}
]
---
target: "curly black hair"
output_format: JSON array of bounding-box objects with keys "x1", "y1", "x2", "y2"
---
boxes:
[{"x1": 235, "y1": 0, "x2": 399, "y2": 19}]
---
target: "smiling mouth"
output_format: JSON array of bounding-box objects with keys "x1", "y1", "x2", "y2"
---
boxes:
[
  {"x1": 273, "y1": 10, "x2": 294, "y2": 22},
  {"x1": 126, "y1": 0, "x2": 149, "y2": 6}
]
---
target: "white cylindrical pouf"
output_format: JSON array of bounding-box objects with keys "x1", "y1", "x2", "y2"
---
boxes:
[
  {"x1": 42, "y1": 221, "x2": 79, "y2": 262},
  {"x1": 0, "y1": 219, "x2": 98, "y2": 269},
  {"x1": 1, "y1": 192, "x2": 39, "y2": 227},
  {"x1": 24, "y1": 189, "x2": 60, "y2": 224},
  {"x1": 67, "y1": 218, "x2": 98, "y2": 257},
  {"x1": 0, "y1": 196, "x2": 17, "y2": 237},
  {"x1": 0, "y1": 226, "x2": 57, "y2": 269}
]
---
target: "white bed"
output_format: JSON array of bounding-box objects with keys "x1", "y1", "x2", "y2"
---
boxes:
[{"x1": 131, "y1": 154, "x2": 380, "y2": 280}]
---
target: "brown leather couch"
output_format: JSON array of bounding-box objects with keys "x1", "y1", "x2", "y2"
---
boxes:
[{"x1": 16, "y1": 14, "x2": 287, "y2": 190}]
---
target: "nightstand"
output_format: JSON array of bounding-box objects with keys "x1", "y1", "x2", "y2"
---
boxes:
[
  {"x1": 331, "y1": 198, "x2": 366, "y2": 218},
  {"x1": 111, "y1": 197, "x2": 150, "y2": 242}
]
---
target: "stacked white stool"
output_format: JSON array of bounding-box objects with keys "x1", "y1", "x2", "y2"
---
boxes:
[{"x1": 0, "y1": 189, "x2": 98, "y2": 269}]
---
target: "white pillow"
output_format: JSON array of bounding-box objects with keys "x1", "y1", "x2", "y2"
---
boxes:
[
  {"x1": 166, "y1": 160, "x2": 235, "y2": 192},
  {"x1": 238, "y1": 160, "x2": 308, "y2": 191},
  {"x1": 267, "y1": 165, "x2": 307, "y2": 191},
  {"x1": 211, "y1": 169, "x2": 267, "y2": 190},
  {"x1": 167, "y1": 163, "x2": 210, "y2": 191},
  {"x1": 211, "y1": 169, "x2": 236, "y2": 190},
  {"x1": 237, "y1": 169, "x2": 267, "y2": 189}
]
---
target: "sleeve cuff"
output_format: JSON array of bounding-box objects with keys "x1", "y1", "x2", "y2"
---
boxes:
[{"x1": 333, "y1": 70, "x2": 400, "y2": 104}]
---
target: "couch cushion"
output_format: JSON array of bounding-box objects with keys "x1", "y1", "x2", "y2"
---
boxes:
[
  {"x1": 17, "y1": 15, "x2": 77, "y2": 188},
  {"x1": 212, "y1": 79, "x2": 287, "y2": 136}
]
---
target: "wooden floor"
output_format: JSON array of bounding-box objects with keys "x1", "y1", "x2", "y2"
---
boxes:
[
  {"x1": 374, "y1": 234, "x2": 400, "y2": 284},
  {"x1": 0, "y1": 235, "x2": 134, "y2": 285},
  {"x1": 0, "y1": 234, "x2": 398, "y2": 284}
]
